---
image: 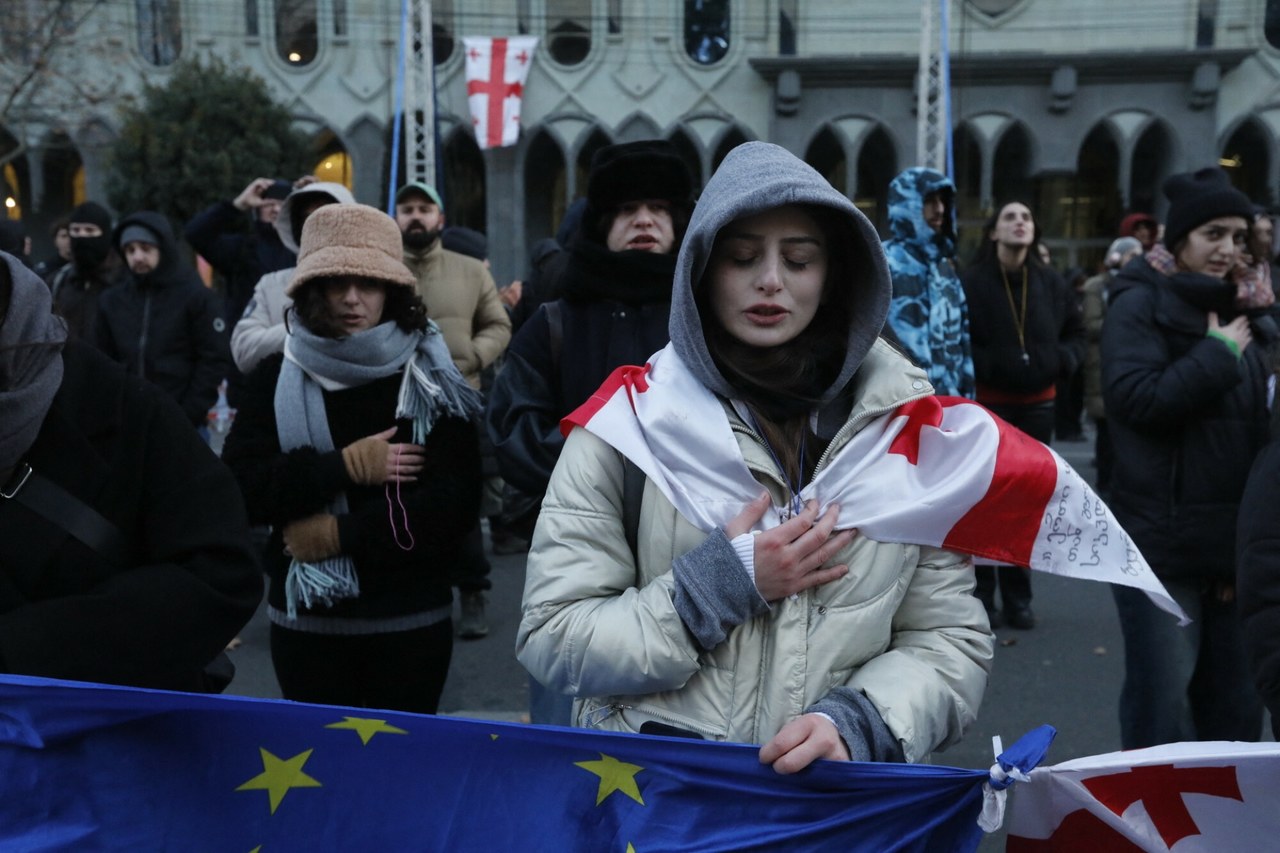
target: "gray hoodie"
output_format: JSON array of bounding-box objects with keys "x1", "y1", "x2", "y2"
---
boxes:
[{"x1": 670, "y1": 141, "x2": 891, "y2": 407}]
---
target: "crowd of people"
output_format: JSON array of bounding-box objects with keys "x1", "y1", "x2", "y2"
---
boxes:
[{"x1": 1, "y1": 137, "x2": 1279, "y2": 772}]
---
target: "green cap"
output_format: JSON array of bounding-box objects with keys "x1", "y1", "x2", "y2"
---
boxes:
[{"x1": 394, "y1": 181, "x2": 443, "y2": 208}]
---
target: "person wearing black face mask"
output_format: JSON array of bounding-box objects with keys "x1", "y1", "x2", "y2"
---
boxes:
[
  {"x1": 48, "y1": 201, "x2": 122, "y2": 347},
  {"x1": 95, "y1": 211, "x2": 232, "y2": 429}
]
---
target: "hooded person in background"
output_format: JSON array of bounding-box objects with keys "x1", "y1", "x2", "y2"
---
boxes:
[
  {"x1": 883, "y1": 167, "x2": 974, "y2": 399},
  {"x1": 49, "y1": 201, "x2": 122, "y2": 346},
  {"x1": 95, "y1": 212, "x2": 232, "y2": 429},
  {"x1": 488, "y1": 139, "x2": 694, "y2": 723},
  {"x1": 0, "y1": 251, "x2": 261, "y2": 691},
  {"x1": 1103, "y1": 166, "x2": 1273, "y2": 749},
  {"x1": 230, "y1": 181, "x2": 356, "y2": 375}
]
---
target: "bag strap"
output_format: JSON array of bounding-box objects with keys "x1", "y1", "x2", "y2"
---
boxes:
[
  {"x1": 1, "y1": 463, "x2": 135, "y2": 567},
  {"x1": 621, "y1": 458, "x2": 643, "y2": 566}
]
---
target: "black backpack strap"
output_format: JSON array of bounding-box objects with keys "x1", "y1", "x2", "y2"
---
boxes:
[
  {"x1": 1, "y1": 463, "x2": 135, "y2": 567},
  {"x1": 621, "y1": 458, "x2": 644, "y2": 566}
]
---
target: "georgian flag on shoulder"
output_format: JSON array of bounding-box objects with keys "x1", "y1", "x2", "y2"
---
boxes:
[
  {"x1": 1006, "y1": 742, "x2": 1280, "y2": 850},
  {"x1": 463, "y1": 36, "x2": 538, "y2": 150},
  {"x1": 562, "y1": 343, "x2": 1188, "y2": 624}
]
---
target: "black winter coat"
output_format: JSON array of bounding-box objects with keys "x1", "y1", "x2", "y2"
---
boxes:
[
  {"x1": 184, "y1": 201, "x2": 294, "y2": 324},
  {"x1": 222, "y1": 353, "x2": 481, "y2": 621},
  {"x1": 97, "y1": 211, "x2": 232, "y2": 426},
  {"x1": 1238, "y1": 414, "x2": 1280, "y2": 738},
  {"x1": 486, "y1": 298, "x2": 671, "y2": 496},
  {"x1": 0, "y1": 342, "x2": 262, "y2": 691},
  {"x1": 961, "y1": 257, "x2": 1083, "y2": 395},
  {"x1": 1101, "y1": 258, "x2": 1274, "y2": 579}
]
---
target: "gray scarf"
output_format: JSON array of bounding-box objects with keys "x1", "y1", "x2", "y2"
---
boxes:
[
  {"x1": 274, "y1": 318, "x2": 482, "y2": 618},
  {"x1": 0, "y1": 256, "x2": 68, "y2": 474}
]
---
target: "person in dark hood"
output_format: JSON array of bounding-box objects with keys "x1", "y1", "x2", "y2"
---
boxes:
[
  {"x1": 1103, "y1": 166, "x2": 1273, "y2": 749},
  {"x1": 517, "y1": 142, "x2": 992, "y2": 768},
  {"x1": 185, "y1": 177, "x2": 296, "y2": 325},
  {"x1": 0, "y1": 251, "x2": 261, "y2": 691},
  {"x1": 489, "y1": 140, "x2": 694, "y2": 720},
  {"x1": 49, "y1": 201, "x2": 122, "y2": 346},
  {"x1": 883, "y1": 167, "x2": 974, "y2": 398},
  {"x1": 94, "y1": 212, "x2": 231, "y2": 430},
  {"x1": 34, "y1": 217, "x2": 71, "y2": 284}
]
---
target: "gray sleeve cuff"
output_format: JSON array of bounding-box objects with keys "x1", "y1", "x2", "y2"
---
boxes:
[
  {"x1": 806, "y1": 687, "x2": 906, "y2": 763},
  {"x1": 672, "y1": 528, "x2": 770, "y2": 651}
]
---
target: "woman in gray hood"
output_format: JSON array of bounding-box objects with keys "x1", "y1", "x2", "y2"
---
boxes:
[{"x1": 517, "y1": 143, "x2": 992, "y2": 769}]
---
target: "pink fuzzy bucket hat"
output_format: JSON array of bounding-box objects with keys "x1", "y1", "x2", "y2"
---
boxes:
[{"x1": 287, "y1": 203, "x2": 416, "y2": 297}]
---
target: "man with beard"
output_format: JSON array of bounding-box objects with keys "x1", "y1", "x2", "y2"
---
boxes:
[
  {"x1": 95, "y1": 212, "x2": 231, "y2": 430},
  {"x1": 485, "y1": 140, "x2": 693, "y2": 722},
  {"x1": 396, "y1": 182, "x2": 511, "y2": 638},
  {"x1": 49, "y1": 201, "x2": 122, "y2": 347}
]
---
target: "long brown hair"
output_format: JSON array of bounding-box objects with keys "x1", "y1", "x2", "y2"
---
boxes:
[{"x1": 696, "y1": 203, "x2": 860, "y2": 487}]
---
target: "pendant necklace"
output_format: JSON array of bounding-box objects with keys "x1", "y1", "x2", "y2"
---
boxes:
[{"x1": 1000, "y1": 264, "x2": 1030, "y2": 365}]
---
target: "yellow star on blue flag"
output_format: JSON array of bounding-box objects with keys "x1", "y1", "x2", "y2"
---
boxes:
[
  {"x1": 236, "y1": 748, "x2": 322, "y2": 814},
  {"x1": 574, "y1": 753, "x2": 645, "y2": 806},
  {"x1": 325, "y1": 716, "x2": 409, "y2": 745}
]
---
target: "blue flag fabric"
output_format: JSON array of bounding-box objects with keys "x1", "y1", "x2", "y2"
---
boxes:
[{"x1": 0, "y1": 675, "x2": 994, "y2": 852}]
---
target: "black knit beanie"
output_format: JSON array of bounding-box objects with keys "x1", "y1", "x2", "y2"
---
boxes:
[
  {"x1": 584, "y1": 140, "x2": 693, "y2": 243},
  {"x1": 69, "y1": 201, "x2": 113, "y2": 232},
  {"x1": 1162, "y1": 167, "x2": 1255, "y2": 250}
]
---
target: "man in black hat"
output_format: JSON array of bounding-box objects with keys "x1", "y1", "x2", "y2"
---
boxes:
[
  {"x1": 486, "y1": 139, "x2": 694, "y2": 721},
  {"x1": 49, "y1": 201, "x2": 123, "y2": 347},
  {"x1": 96, "y1": 212, "x2": 231, "y2": 431}
]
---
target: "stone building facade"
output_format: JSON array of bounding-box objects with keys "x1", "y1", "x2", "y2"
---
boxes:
[{"x1": 3, "y1": 0, "x2": 1280, "y2": 279}]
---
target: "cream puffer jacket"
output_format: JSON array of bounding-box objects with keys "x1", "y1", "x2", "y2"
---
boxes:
[{"x1": 517, "y1": 342, "x2": 994, "y2": 764}]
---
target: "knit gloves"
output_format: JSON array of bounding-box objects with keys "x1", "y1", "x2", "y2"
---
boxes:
[
  {"x1": 342, "y1": 427, "x2": 397, "y2": 485},
  {"x1": 283, "y1": 514, "x2": 341, "y2": 563}
]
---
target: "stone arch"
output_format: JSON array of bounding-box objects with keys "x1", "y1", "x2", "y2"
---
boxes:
[
  {"x1": 992, "y1": 121, "x2": 1035, "y2": 208},
  {"x1": 1129, "y1": 118, "x2": 1178, "y2": 215},
  {"x1": 523, "y1": 128, "x2": 568, "y2": 247},
  {"x1": 614, "y1": 112, "x2": 662, "y2": 144},
  {"x1": 804, "y1": 125, "x2": 846, "y2": 195},
  {"x1": 1221, "y1": 116, "x2": 1274, "y2": 205},
  {"x1": 854, "y1": 125, "x2": 897, "y2": 231},
  {"x1": 710, "y1": 125, "x2": 751, "y2": 174},
  {"x1": 952, "y1": 122, "x2": 984, "y2": 223},
  {"x1": 309, "y1": 127, "x2": 354, "y2": 190},
  {"x1": 442, "y1": 125, "x2": 486, "y2": 232},
  {"x1": 573, "y1": 125, "x2": 613, "y2": 203},
  {"x1": 666, "y1": 126, "x2": 704, "y2": 191}
]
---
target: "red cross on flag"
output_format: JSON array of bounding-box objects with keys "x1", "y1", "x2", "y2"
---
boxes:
[{"x1": 463, "y1": 36, "x2": 539, "y2": 150}]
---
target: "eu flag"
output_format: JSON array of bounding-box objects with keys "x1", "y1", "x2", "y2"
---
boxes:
[{"x1": 0, "y1": 674, "x2": 996, "y2": 851}]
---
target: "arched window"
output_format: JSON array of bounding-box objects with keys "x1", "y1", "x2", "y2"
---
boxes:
[
  {"x1": 525, "y1": 131, "x2": 567, "y2": 246},
  {"x1": 1222, "y1": 119, "x2": 1272, "y2": 205},
  {"x1": 276, "y1": 0, "x2": 318, "y2": 66},
  {"x1": 779, "y1": 0, "x2": 797, "y2": 55},
  {"x1": 992, "y1": 123, "x2": 1032, "y2": 206},
  {"x1": 1, "y1": 127, "x2": 28, "y2": 222},
  {"x1": 856, "y1": 128, "x2": 897, "y2": 231},
  {"x1": 433, "y1": 0, "x2": 454, "y2": 64},
  {"x1": 667, "y1": 129, "x2": 704, "y2": 191},
  {"x1": 805, "y1": 127, "x2": 846, "y2": 195},
  {"x1": 608, "y1": 0, "x2": 622, "y2": 34},
  {"x1": 952, "y1": 124, "x2": 983, "y2": 225},
  {"x1": 685, "y1": 0, "x2": 730, "y2": 65},
  {"x1": 136, "y1": 0, "x2": 182, "y2": 66},
  {"x1": 312, "y1": 130, "x2": 353, "y2": 190},
  {"x1": 1268, "y1": 0, "x2": 1280, "y2": 49},
  {"x1": 443, "y1": 129, "x2": 486, "y2": 232},
  {"x1": 1130, "y1": 122, "x2": 1174, "y2": 214},
  {"x1": 245, "y1": 0, "x2": 260, "y2": 37},
  {"x1": 712, "y1": 127, "x2": 749, "y2": 173},
  {"x1": 42, "y1": 132, "x2": 84, "y2": 214},
  {"x1": 547, "y1": 0, "x2": 591, "y2": 66},
  {"x1": 333, "y1": 0, "x2": 347, "y2": 37},
  {"x1": 575, "y1": 128, "x2": 613, "y2": 201}
]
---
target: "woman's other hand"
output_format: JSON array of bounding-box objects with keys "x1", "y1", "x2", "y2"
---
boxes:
[
  {"x1": 342, "y1": 426, "x2": 427, "y2": 485},
  {"x1": 1208, "y1": 311, "x2": 1252, "y2": 353},
  {"x1": 724, "y1": 493, "x2": 855, "y2": 601},
  {"x1": 759, "y1": 713, "x2": 850, "y2": 774}
]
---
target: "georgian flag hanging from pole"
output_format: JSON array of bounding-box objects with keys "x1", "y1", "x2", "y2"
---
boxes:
[
  {"x1": 562, "y1": 343, "x2": 1189, "y2": 625},
  {"x1": 463, "y1": 36, "x2": 538, "y2": 150}
]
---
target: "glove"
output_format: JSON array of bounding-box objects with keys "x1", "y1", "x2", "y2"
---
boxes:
[
  {"x1": 283, "y1": 514, "x2": 341, "y2": 563},
  {"x1": 342, "y1": 427, "x2": 396, "y2": 485}
]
